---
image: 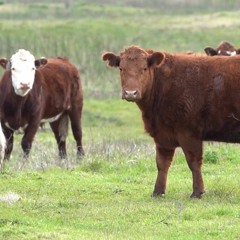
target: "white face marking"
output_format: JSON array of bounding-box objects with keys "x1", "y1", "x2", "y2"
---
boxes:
[
  {"x1": 41, "y1": 112, "x2": 63, "y2": 123},
  {"x1": 226, "y1": 50, "x2": 237, "y2": 56},
  {"x1": 10, "y1": 49, "x2": 36, "y2": 97},
  {"x1": 218, "y1": 50, "x2": 221, "y2": 54}
]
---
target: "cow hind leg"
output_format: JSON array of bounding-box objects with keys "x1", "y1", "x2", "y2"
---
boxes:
[
  {"x1": 50, "y1": 113, "x2": 69, "y2": 159},
  {"x1": 152, "y1": 146, "x2": 175, "y2": 197},
  {"x1": 180, "y1": 137, "x2": 205, "y2": 198},
  {"x1": 68, "y1": 109, "x2": 84, "y2": 158},
  {"x1": 185, "y1": 151, "x2": 205, "y2": 198}
]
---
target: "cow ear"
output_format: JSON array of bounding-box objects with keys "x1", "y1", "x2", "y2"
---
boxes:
[
  {"x1": 0, "y1": 58, "x2": 9, "y2": 69},
  {"x1": 236, "y1": 49, "x2": 240, "y2": 55},
  {"x1": 102, "y1": 52, "x2": 120, "y2": 67},
  {"x1": 204, "y1": 47, "x2": 217, "y2": 56},
  {"x1": 35, "y1": 57, "x2": 48, "y2": 69},
  {"x1": 148, "y1": 52, "x2": 164, "y2": 67}
]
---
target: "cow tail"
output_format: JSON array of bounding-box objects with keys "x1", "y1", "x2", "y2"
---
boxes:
[{"x1": 59, "y1": 113, "x2": 69, "y2": 142}]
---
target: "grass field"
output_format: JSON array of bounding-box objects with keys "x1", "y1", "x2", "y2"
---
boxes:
[{"x1": 0, "y1": 1, "x2": 240, "y2": 239}]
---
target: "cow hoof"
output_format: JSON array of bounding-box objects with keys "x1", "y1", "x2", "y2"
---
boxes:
[
  {"x1": 77, "y1": 152, "x2": 85, "y2": 159},
  {"x1": 190, "y1": 191, "x2": 205, "y2": 199},
  {"x1": 151, "y1": 192, "x2": 165, "y2": 198}
]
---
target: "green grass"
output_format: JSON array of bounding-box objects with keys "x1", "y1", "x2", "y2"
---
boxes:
[
  {"x1": 0, "y1": 2, "x2": 240, "y2": 239},
  {"x1": 1, "y1": 99, "x2": 240, "y2": 239},
  {"x1": 0, "y1": 3, "x2": 240, "y2": 97},
  {"x1": 0, "y1": 156, "x2": 240, "y2": 239}
]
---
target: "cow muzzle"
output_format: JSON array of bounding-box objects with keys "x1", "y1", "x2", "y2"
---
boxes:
[
  {"x1": 14, "y1": 82, "x2": 32, "y2": 96},
  {"x1": 122, "y1": 90, "x2": 140, "y2": 102},
  {"x1": 20, "y1": 82, "x2": 30, "y2": 90}
]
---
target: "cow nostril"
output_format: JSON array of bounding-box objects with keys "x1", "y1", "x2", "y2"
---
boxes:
[
  {"x1": 133, "y1": 90, "x2": 137, "y2": 96},
  {"x1": 124, "y1": 90, "x2": 138, "y2": 99},
  {"x1": 20, "y1": 83, "x2": 30, "y2": 89}
]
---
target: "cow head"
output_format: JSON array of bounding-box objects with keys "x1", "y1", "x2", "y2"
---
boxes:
[
  {"x1": 204, "y1": 41, "x2": 240, "y2": 56},
  {"x1": 0, "y1": 49, "x2": 47, "y2": 97},
  {"x1": 102, "y1": 46, "x2": 164, "y2": 102}
]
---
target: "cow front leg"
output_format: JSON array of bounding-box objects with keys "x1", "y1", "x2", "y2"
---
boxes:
[
  {"x1": 3, "y1": 127, "x2": 14, "y2": 160},
  {"x1": 21, "y1": 123, "x2": 40, "y2": 159},
  {"x1": 21, "y1": 138, "x2": 32, "y2": 159},
  {"x1": 152, "y1": 146, "x2": 175, "y2": 197}
]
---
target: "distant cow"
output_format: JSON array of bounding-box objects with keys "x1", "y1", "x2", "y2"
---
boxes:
[
  {"x1": 204, "y1": 41, "x2": 240, "y2": 56},
  {"x1": 0, "y1": 49, "x2": 84, "y2": 160},
  {"x1": 103, "y1": 45, "x2": 240, "y2": 198}
]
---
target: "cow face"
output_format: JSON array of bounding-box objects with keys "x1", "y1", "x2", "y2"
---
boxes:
[
  {"x1": 204, "y1": 41, "x2": 240, "y2": 56},
  {"x1": 102, "y1": 46, "x2": 164, "y2": 102},
  {"x1": 0, "y1": 50, "x2": 48, "y2": 97},
  {"x1": 9, "y1": 49, "x2": 37, "y2": 97}
]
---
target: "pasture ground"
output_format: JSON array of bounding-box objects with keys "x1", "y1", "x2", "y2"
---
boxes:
[{"x1": 1, "y1": 99, "x2": 240, "y2": 240}]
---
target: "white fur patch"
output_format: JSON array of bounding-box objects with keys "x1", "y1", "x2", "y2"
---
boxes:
[
  {"x1": 5, "y1": 122, "x2": 28, "y2": 132},
  {"x1": 11, "y1": 49, "x2": 35, "y2": 62},
  {"x1": 0, "y1": 123, "x2": 6, "y2": 169},
  {"x1": 226, "y1": 51, "x2": 237, "y2": 56},
  {"x1": 41, "y1": 112, "x2": 63, "y2": 123}
]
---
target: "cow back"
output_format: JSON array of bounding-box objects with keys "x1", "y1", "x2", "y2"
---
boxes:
[{"x1": 38, "y1": 57, "x2": 82, "y2": 119}]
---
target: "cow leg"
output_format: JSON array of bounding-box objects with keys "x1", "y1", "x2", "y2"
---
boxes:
[
  {"x1": 49, "y1": 113, "x2": 69, "y2": 159},
  {"x1": 180, "y1": 138, "x2": 205, "y2": 198},
  {"x1": 152, "y1": 146, "x2": 175, "y2": 197},
  {"x1": 22, "y1": 123, "x2": 40, "y2": 158},
  {"x1": 68, "y1": 108, "x2": 84, "y2": 158},
  {"x1": 3, "y1": 127, "x2": 14, "y2": 160}
]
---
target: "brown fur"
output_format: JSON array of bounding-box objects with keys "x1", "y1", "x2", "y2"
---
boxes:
[
  {"x1": 0, "y1": 57, "x2": 84, "y2": 160},
  {"x1": 103, "y1": 45, "x2": 240, "y2": 198}
]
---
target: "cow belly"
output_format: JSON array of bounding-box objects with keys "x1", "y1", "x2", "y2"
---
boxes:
[
  {"x1": 5, "y1": 122, "x2": 28, "y2": 131},
  {"x1": 204, "y1": 130, "x2": 240, "y2": 143},
  {"x1": 41, "y1": 112, "x2": 63, "y2": 123}
]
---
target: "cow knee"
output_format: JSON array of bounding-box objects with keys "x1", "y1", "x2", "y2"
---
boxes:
[{"x1": 21, "y1": 139, "x2": 31, "y2": 156}]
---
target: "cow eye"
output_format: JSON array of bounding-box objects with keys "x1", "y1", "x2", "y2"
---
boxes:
[
  {"x1": 11, "y1": 67, "x2": 15, "y2": 71},
  {"x1": 143, "y1": 68, "x2": 147, "y2": 71},
  {"x1": 32, "y1": 67, "x2": 35, "y2": 70},
  {"x1": 119, "y1": 67, "x2": 123, "y2": 71}
]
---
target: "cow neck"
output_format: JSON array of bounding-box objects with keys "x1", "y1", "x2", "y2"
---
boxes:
[
  {"x1": 136, "y1": 68, "x2": 161, "y2": 113},
  {"x1": 15, "y1": 93, "x2": 28, "y2": 124},
  {"x1": 136, "y1": 68, "x2": 162, "y2": 137}
]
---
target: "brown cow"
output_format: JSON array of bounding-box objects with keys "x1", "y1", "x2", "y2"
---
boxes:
[
  {"x1": 204, "y1": 41, "x2": 240, "y2": 56},
  {"x1": 102, "y1": 45, "x2": 240, "y2": 198},
  {"x1": 0, "y1": 49, "x2": 84, "y2": 160}
]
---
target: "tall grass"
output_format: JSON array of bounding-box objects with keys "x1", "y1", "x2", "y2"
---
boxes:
[{"x1": 0, "y1": 4, "x2": 240, "y2": 97}]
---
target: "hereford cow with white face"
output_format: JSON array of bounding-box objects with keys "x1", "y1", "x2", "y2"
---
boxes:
[
  {"x1": 103, "y1": 45, "x2": 240, "y2": 198},
  {"x1": 204, "y1": 41, "x2": 240, "y2": 56},
  {"x1": 0, "y1": 49, "x2": 84, "y2": 161}
]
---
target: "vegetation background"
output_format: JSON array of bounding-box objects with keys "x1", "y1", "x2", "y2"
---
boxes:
[{"x1": 0, "y1": 0, "x2": 240, "y2": 239}]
